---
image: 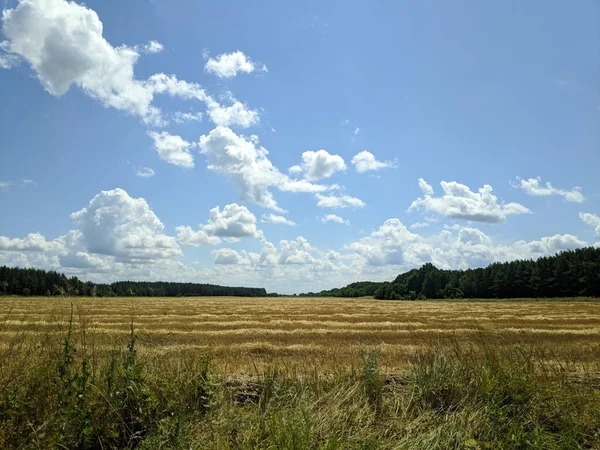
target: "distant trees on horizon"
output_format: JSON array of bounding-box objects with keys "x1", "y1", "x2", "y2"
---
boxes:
[
  {"x1": 0, "y1": 266, "x2": 267, "y2": 297},
  {"x1": 304, "y1": 247, "x2": 600, "y2": 300},
  {"x1": 1, "y1": 247, "x2": 599, "y2": 299}
]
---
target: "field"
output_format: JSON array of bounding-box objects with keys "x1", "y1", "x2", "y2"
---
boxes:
[
  {"x1": 2, "y1": 296, "x2": 600, "y2": 373},
  {"x1": 1, "y1": 296, "x2": 600, "y2": 449}
]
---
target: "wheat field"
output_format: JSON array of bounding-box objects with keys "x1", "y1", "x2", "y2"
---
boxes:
[{"x1": 2, "y1": 296, "x2": 599, "y2": 374}]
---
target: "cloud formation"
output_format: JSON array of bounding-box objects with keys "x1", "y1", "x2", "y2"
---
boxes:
[
  {"x1": 176, "y1": 203, "x2": 262, "y2": 247},
  {"x1": 262, "y1": 214, "x2": 296, "y2": 226},
  {"x1": 147, "y1": 131, "x2": 195, "y2": 168},
  {"x1": 198, "y1": 126, "x2": 337, "y2": 211},
  {"x1": 135, "y1": 167, "x2": 155, "y2": 177},
  {"x1": 289, "y1": 150, "x2": 346, "y2": 181},
  {"x1": 351, "y1": 151, "x2": 395, "y2": 173},
  {"x1": 321, "y1": 214, "x2": 350, "y2": 225},
  {"x1": 409, "y1": 179, "x2": 531, "y2": 223},
  {"x1": 315, "y1": 194, "x2": 365, "y2": 209},
  {"x1": 70, "y1": 188, "x2": 181, "y2": 260},
  {"x1": 514, "y1": 176, "x2": 585, "y2": 203},
  {"x1": 205, "y1": 51, "x2": 266, "y2": 78}
]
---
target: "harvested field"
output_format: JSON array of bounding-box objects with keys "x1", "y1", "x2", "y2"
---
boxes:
[{"x1": 2, "y1": 296, "x2": 599, "y2": 374}]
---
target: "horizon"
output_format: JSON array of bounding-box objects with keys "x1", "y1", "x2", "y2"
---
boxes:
[{"x1": 1, "y1": 0, "x2": 599, "y2": 294}]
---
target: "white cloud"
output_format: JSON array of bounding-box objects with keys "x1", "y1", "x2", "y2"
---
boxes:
[
  {"x1": 354, "y1": 127, "x2": 360, "y2": 136},
  {"x1": 344, "y1": 218, "x2": 587, "y2": 271},
  {"x1": 145, "y1": 76, "x2": 258, "y2": 127},
  {"x1": 198, "y1": 126, "x2": 334, "y2": 211},
  {"x1": 198, "y1": 126, "x2": 283, "y2": 210},
  {"x1": 351, "y1": 150, "x2": 396, "y2": 173},
  {"x1": 409, "y1": 178, "x2": 531, "y2": 223},
  {"x1": 0, "y1": 233, "x2": 63, "y2": 252},
  {"x1": 204, "y1": 50, "x2": 266, "y2": 78},
  {"x1": 321, "y1": 214, "x2": 350, "y2": 225},
  {"x1": 290, "y1": 150, "x2": 346, "y2": 181},
  {"x1": 70, "y1": 188, "x2": 181, "y2": 260},
  {"x1": 176, "y1": 203, "x2": 262, "y2": 247},
  {"x1": 514, "y1": 176, "x2": 585, "y2": 203},
  {"x1": 21, "y1": 178, "x2": 36, "y2": 186},
  {"x1": 2, "y1": 0, "x2": 162, "y2": 125},
  {"x1": 579, "y1": 212, "x2": 600, "y2": 241},
  {"x1": 345, "y1": 219, "x2": 420, "y2": 266},
  {"x1": 205, "y1": 98, "x2": 259, "y2": 128},
  {"x1": 147, "y1": 131, "x2": 195, "y2": 168},
  {"x1": 174, "y1": 226, "x2": 221, "y2": 247},
  {"x1": 202, "y1": 204, "x2": 263, "y2": 240},
  {"x1": 0, "y1": 40, "x2": 19, "y2": 68},
  {"x1": 0, "y1": 181, "x2": 10, "y2": 191},
  {"x1": 140, "y1": 40, "x2": 163, "y2": 54},
  {"x1": 262, "y1": 214, "x2": 296, "y2": 226},
  {"x1": 410, "y1": 222, "x2": 429, "y2": 229},
  {"x1": 173, "y1": 111, "x2": 202, "y2": 124},
  {"x1": 213, "y1": 248, "x2": 252, "y2": 265},
  {"x1": 135, "y1": 167, "x2": 155, "y2": 177},
  {"x1": 315, "y1": 193, "x2": 365, "y2": 209},
  {"x1": 1, "y1": 2, "x2": 259, "y2": 128},
  {"x1": 278, "y1": 237, "x2": 316, "y2": 265}
]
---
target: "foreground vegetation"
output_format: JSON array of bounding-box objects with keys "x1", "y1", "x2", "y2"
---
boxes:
[
  {"x1": 1, "y1": 296, "x2": 600, "y2": 448},
  {"x1": 1, "y1": 309, "x2": 599, "y2": 449}
]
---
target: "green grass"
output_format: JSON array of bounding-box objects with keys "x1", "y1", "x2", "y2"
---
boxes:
[{"x1": 1, "y1": 310, "x2": 599, "y2": 449}]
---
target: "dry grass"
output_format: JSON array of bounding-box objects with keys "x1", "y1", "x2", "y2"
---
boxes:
[{"x1": 1, "y1": 296, "x2": 599, "y2": 374}]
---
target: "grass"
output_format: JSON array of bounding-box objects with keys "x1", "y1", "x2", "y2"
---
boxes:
[{"x1": 0, "y1": 296, "x2": 599, "y2": 448}]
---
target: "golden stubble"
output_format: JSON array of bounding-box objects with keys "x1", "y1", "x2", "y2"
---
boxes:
[{"x1": 1, "y1": 296, "x2": 599, "y2": 374}]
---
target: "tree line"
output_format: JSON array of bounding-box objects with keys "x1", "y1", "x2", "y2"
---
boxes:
[
  {"x1": 304, "y1": 247, "x2": 600, "y2": 299},
  {"x1": 0, "y1": 266, "x2": 267, "y2": 297}
]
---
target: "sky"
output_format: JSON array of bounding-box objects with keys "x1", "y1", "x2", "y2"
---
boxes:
[{"x1": 0, "y1": 0, "x2": 599, "y2": 293}]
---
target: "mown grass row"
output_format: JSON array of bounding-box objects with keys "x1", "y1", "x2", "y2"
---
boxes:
[{"x1": 1, "y1": 306, "x2": 599, "y2": 449}]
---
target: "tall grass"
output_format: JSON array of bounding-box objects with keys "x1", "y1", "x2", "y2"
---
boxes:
[{"x1": 0, "y1": 304, "x2": 599, "y2": 449}]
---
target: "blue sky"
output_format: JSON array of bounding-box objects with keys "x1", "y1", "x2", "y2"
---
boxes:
[{"x1": 0, "y1": 0, "x2": 598, "y2": 293}]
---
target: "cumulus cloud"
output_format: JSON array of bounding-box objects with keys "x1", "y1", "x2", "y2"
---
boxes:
[
  {"x1": 262, "y1": 214, "x2": 296, "y2": 226},
  {"x1": 278, "y1": 237, "x2": 316, "y2": 265},
  {"x1": 202, "y1": 204, "x2": 263, "y2": 240},
  {"x1": 409, "y1": 178, "x2": 531, "y2": 223},
  {"x1": 345, "y1": 219, "x2": 420, "y2": 266},
  {"x1": 579, "y1": 212, "x2": 600, "y2": 245},
  {"x1": 344, "y1": 218, "x2": 587, "y2": 271},
  {"x1": 351, "y1": 150, "x2": 396, "y2": 173},
  {"x1": 289, "y1": 150, "x2": 346, "y2": 181},
  {"x1": 321, "y1": 214, "x2": 350, "y2": 225},
  {"x1": 205, "y1": 50, "x2": 266, "y2": 78},
  {"x1": 147, "y1": 131, "x2": 195, "y2": 168},
  {"x1": 139, "y1": 40, "x2": 163, "y2": 54},
  {"x1": 205, "y1": 98, "x2": 259, "y2": 128},
  {"x1": 21, "y1": 178, "x2": 36, "y2": 187},
  {"x1": 0, "y1": 181, "x2": 11, "y2": 191},
  {"x1": 315, "y1": 193, "x2": 365, "y2": 209},
  {"x1": 1, "y1": 0, "x2": 162, "y2": 124},
  {"x1": 0, "y1": 39, "x2": 19, "y2": 68},
  {"x1": 70, "y1": 188, "x2": 181, "y2": 260},
  {"x1": 514, "y1": 176, "x2": 585, "y2": 203},
  {"x1": 176, "y1": 203, "x2": 262, "y2": 247},
  {"x1": 0, "y1": 233, "x2": 63, "y2": 252},
  {"x1": 174, "y1": 226, "x2": 221, "y2": 247},
  {"x1": 135, "y1": 167, "x2": 155, "y2": 177},
  {"x1": 213, "y1": 248, "x2": 253, "y2": 265},
  {"x1": 198, "y1": 126, "x2": 334, "y2": 211},
  {"x1": 173, "y1": 111, "x2": 202, "y2": 124},
  {"x1": 410, "y1": 222, "x2": 429, "y2": 229},
  {"x1": 1, "y1": 1, "x2": 259, "y2": 127}
]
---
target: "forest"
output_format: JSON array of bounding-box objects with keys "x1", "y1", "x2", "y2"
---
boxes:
[
  {"x1": 303, "y1": 247, "x2": 600, "y2": 299},
  {"x1": 0, "y1": 266, "x2": 267, "y2": 297}
]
